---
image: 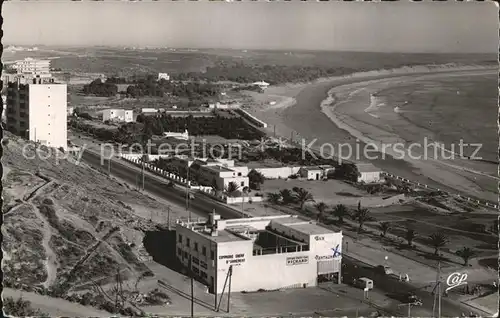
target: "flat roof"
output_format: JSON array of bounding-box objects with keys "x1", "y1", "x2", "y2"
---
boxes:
[
  {"x1": 200, "y1": 229, "x2": 249, "y2": 243},
  {"x1": 356, "y1": 163, "x2": 382, "y2": 173},
  {"x1": 203, "y1": 165, "x2": 234, "y2": 173},
  {"x1": 271, "y1": 217, "x2": 336, "y2": 236}
]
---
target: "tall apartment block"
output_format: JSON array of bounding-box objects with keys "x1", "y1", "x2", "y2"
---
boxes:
[
  {"x1": 15, "y1": 58, "x2": 51, "y2": 76},
  {"x1": 6, "y1": 77, "x2": 68, "y2": 150}
]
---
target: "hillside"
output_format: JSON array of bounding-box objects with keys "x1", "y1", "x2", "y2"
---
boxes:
[{"x1": 2, "y1": 133, "x2": 181, "y2": 312}]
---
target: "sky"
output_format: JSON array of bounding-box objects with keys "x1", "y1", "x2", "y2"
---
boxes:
[{"x1": 3, "y1": 1, "x2": 499, "y2": 53}]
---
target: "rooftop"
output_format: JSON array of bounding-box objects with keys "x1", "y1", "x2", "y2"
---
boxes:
[
  {"x1": 202, "y1": 165, "x2": 234, "y2": 173},
  {"x1": 271, "y1": 217, "x2": 336, "y2": 236},
  {"x1": 356, "y1": 163, "x2": 382, "y2": 173}
]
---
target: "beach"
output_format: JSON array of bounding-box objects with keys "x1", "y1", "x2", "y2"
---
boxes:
[{"x1": 246, "y1": 64, "x2": 498, "y2": 203}]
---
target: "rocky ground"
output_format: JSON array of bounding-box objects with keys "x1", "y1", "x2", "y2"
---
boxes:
[{"x1": 2, "y1": 133, "x2": 179, "y2": 315}]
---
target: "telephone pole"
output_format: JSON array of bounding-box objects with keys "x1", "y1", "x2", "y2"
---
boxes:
[
  {"x1": 227, "y1": 265, "x2": 233, "y2": 313},
  {"x1": 186, "y1": 165, "x2": 191, "y2": 221},
  {"x1": 189, "y1": 256, "x2": 194, "y2": 318},
  {"x1": 141, "y1": 160, "x2": 145, "y2": 191},
  {"x1": 432, "y1": 260, "x2": 442, "y2": 318}
]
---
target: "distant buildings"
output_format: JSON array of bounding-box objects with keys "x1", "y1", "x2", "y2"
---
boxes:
[
  {"x1": 206, "y1": 102, "x2": 241, "y2": 110},
  {"x1": 67, "y1": 106, "x2": 74, "y2": 116},
  {"x1": 158, "y1": 73, "x2": 170, "y2": 81},
  {"x1": 299, "y1": 165, "x2": 335, "y2": 181},
  {"x1": 14, "y1": 58, "x2": 51, "y2": 77},
  {"x1": 356, "y1": 163, "x2": 382, "y2": 183},
  {"x1": 252, "y1": 81, "x2": 270, "y2": 89},
  {"x1": 6, "y1": 78, "x2": 68, "y2": 150},
  {"x1": 163, "y1": 130, "x2": 189, "y2": 140},
  {"x1": 102, "y1": 109, "x2": 134, "y2": 123}
]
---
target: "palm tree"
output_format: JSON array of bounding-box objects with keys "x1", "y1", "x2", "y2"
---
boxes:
[
  {"x1": 314, "y1": 202, "x2": 328, "y2": 221},
  {"x1": 224, "y1": 181, "x2": 240, "y2": 197},
  {"x1": 379, "y1": 221, "x2": 391, "y2": 237},
  {"x1": 248, "y1": 169, "x2": 265, "y2": 190},
  {"x1": 455, "y1": 247, "x2": 476, "y2": 266},
  {"x1": 353, "y1": 207, "x2": 370, "y2": 233},
  {"x1": 428, "y1": 232, "x2": 448, "y2": 255},
  {"x1": 279, "y1": 189, "x2": 295, "y2": 205},
  {"x1": 333, "y1": 204, "x2": 349, "y2": 223},
  {"x1": 266, "y1": 192, "x2": 282, "y2": 205},
  {"x1": 405, "y1": 228, "x2": 417, "y2": 247},
  {"x1": 294, "y1": 188, "x2": 315, "y2": 210}
]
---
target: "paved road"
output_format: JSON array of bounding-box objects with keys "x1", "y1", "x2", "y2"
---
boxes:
[
  {"x1": 342, "y1": 257, "x2": 486, "y2": 317},
  {"x1": 81, "y1": 150, "x2": 244, "y2": 220}
]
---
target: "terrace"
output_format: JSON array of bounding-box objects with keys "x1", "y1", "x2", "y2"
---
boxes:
[{"x1": 252, "y1": 227, "x2": 310, "y2": 256}]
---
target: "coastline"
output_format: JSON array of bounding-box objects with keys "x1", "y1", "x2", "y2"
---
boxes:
[{"x1": 248, "y1": 63, "x2": 498, "y2": 203}]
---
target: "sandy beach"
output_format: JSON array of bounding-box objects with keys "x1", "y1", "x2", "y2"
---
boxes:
[{"x1": 246, "y1": 64, "x2": 498, "y2": 203}]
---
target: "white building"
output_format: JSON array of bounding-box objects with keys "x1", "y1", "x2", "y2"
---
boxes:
[
  {"x1": 197, "y1": 164, "x2": 249, "y2": 190},
  {"x1": 356, "y1": 163, "x2": 383, "y2": 183},
  {"x1": 252, "y1": 81, "x2": 270, "y2": 89},
  {"x1": 67, "y1": 106, "x2": 74, "y2": 116},
  {"x1": 175, "y1": 213, "x2": 343, "y2": 294},
  {"x1": 6, "y1": 79, "x2": 68, "y2": 150},
  {"x1": 15, "y1": 58, "x2": 51, "y2": 76},
  {"x1": 207, "y1": 102, "x2": 241, "y2": 110},
  {"x1": 299, "y1": 165, "x2": 335, "y2": 180},
  {"x1": 102, "y1": 109, "x2": 134, "y2": 123},
  {"x1": 163, "y1": 130, "x2": 189, "y2": 140},
  {"x1": 158, "y1": 73, "x2": 170, "y2": 81}
]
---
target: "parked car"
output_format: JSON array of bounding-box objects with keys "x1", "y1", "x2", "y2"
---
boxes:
[{"x1": 375, "y1": 265, "x2": 394, "y2": 275}]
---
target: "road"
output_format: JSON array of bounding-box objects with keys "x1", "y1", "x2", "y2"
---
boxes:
[
  {"x1": 342, "y1": 257, "x2": 486, "y2": 317},
  {"x1": 81, "y1": 150, "x2": 244, "y2": 220}
]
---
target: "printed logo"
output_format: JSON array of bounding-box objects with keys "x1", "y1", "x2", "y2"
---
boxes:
[{"x1": 446, "y1": 272, "x2": 468, "y2": 292}]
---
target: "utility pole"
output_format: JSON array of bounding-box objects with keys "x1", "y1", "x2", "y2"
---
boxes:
[
  {"x1": 186, "y1": 165, "x2": 190, "y2": 221},
  {"x1": 107, "y1": 158, "x2": 111, "y2": 176},
  {"x1": 432, "y1": 260, "x2": 442, "y2": 318},
  {"x1": 141, "y1": 160, "x2": 145, "y2": 191},
  {"x1": 273, "y1": 125, "x2": 276, "y2": 137},
  {"x1": 227, "y1": 265, "x2": 233, "y2": 313},
  {"x1": 190, "y1": 256, "x2": 194, "y2": 318}
]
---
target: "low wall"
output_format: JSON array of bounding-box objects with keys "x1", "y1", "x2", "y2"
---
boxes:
[
  {"x1": 197, "y1": 187, "x2": 263, "y2": 204},
  {"x1": 120, "y1": 154, "x2": 190, "y2": 186},
  {"x1": 254, "y1": 166, "x2": 301, "y2": 179},
  {"x1": 235, "y1": 108, "x2": 268, "y2": 128}
]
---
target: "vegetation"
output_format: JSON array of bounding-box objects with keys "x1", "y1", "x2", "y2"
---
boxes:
[
  {"x1": 266, "y1": 192, "x2": 282, "y2": 205},
  {"x1": 83, "y1": 79, "x2": 118, "y2": 97},
  {"x1": 314, "y1": 202, "x2": 328, "y2": 221},
  {"x1": 3, "y1": 297, "x2": 49, "y2": 317},
  {"x1": 379, "y1": 221, "x2": 392, "y2": 237},
  {"x1": 248, "y1": 169, "x2": 265, "y2": 190},
  {"x1": 333, "y1": 204, "x2": 349, "y2": 223},
  {"x1": 455, "y1": 247, "x2": 476, "y2": 266},
  {"x1": 331, "y1": 163, "x2": 360, "y2": 182},
  {"x1": 137, "y1": 113, "x2": 265, "y2": 140},
  {"x1": 294, "y1": 188, "x2": 315, "y2": 210},
  {"x1": 352, "y1": 205, "x2": 371, "y2": 233},
  {"x1": 428, "y1": 232, "x2": 448, "y2": 255},
  {"x1": 405, "y1": 227, "x2": 417, "y2": 247},
  {"x1": 225, "y1": 181, "x2": 240, "y2": 197},
  {"x1": 126, "y1": 78, "x2": 220, "y2": 102},
  {"x1": 252, "y1": 147, "x2": 338, "y2": 167},
  {"x1": 175, "y1": 62, "x2": 360, "y2": 85}
]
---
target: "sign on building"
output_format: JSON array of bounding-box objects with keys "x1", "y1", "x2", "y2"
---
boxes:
[{"x1": 286, "y1": 256, "x2": 309, "y2": 266}]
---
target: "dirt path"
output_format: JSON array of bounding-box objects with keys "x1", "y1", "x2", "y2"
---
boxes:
[{"x1": 30, "y1": 203, "x2": 59, "y2": 289}]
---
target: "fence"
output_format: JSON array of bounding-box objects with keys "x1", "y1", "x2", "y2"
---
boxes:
[
  {"x1": 197, "y1": 187, "x2": 263, "y2": 204},
  {"x1": 235, "y1": 108, "x2": 268, "y2": 128},
  {"x1": 382, "y1": 172, "x2": 498, "y2": 210}
]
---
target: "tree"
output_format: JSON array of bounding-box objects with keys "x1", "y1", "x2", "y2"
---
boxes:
[
  {"x1": 455, "y1": 247, "x2": 476, "y2": 266},
  {"x1": 405, "y1": 228, "x2": 417, "y2": 247},
  {"x1": 266, "y1": 192, "x2": 282, "y2": 205},
  {"x1": 428, "y1": 232, "x2": 448, "y2": 255},
  {"x1": 3, "y1": 297, "x2": 48, "y2": 317},
  {"x1": 279, "y1": 189, "x2": 295, "y2": 205},
  {"x1": 293, "y1": 187, "x2": 315, "y2": 210},
  {"x1": 353, "y1": 207, "x2": 370, "y2": 233},
  {"x1": 333, "y1": 204, "x2": 349, "y2": 223},
  {"x1": 332, "y1": 163, "x2": 360, "y2": 182},
  {"x1": 225, "y1": 182, "x2": 240, "y2": 197},
  {"x1": 248, "y1": 169, "x2": 265, "y2": 190},
  {"x1": 314, "y1": 202, "x2": 328, "y2": 221},
  {"x1": 379, "y1": 221, "x2": 391, "y2": 237}
]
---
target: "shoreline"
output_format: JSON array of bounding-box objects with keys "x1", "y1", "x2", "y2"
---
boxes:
[{"x1": 249, "y1": 63, "x2": 498, "y2": 203}]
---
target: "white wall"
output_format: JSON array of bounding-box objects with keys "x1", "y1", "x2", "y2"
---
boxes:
[
  {"x1": 358, "y1": 171, "x2": 382, "y2": 183},
  {"x1": 28, "y1": 84, "x2": 67, "y2": 150},
  {"x1": 254, "y1": 167, "x2": 301, "y2": 179}
]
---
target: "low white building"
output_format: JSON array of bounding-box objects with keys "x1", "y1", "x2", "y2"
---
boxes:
[
  {"x1": 198, "y1": 164, "x2": 249, "y2": 190},
  {"x1": 175, "y1": 213, "x2": 343, "y2": 294},
  {"x1": 299, "y1": 165, "x2": 335, "y2": 180},
  {"x1": 356, "y1": 163, "x2": 382, "y2": 183},
  {"x1": 163, "y1": 130, "x2": 189, "y2": 140},
  {"x1": 252, "y1": 81, "x2": 270, "y2": 89},
  {"x1": 207, "y1": 102, "x2": 241, "y2": 110},
  {"x1": 102, "y1": 109, "x2": 133, "y2": 123},
  {"x1": 158, "y1": 73, "x2": 170, "y2": 81}
]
